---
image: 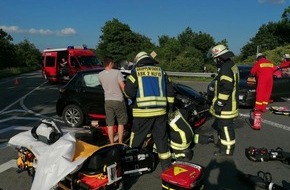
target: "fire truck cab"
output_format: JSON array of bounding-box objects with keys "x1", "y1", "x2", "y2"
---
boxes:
[{"x1": 42, "y1": 46, "x2": 102, "y2": 83}]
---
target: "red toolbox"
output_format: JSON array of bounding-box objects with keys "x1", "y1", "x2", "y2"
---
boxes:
[{"x1": 161, "y1": 161, "x2": 204, "y2": 190}]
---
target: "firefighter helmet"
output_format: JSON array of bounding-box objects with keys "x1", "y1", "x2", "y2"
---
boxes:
[
  {"x1": 283, "y1": 54, "x2": 290, "y2": 59},
  {"x1": 256, "y1": 53, "x2": 265, "y2": 61},
  {"x1": 210, "y1": 44, "x2": 229, "y2": 58},
  {"x1": 134, "y1": 51, "x2": 158, "y2": 66},
  {"x1": 256, "y1": 53, "x2": 263, "y2": 58},
  {"x1": 134, "y1": 51, "x2": 150, "y2": 64}
]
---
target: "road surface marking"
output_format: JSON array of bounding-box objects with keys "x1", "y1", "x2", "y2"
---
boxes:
[
  {"x1": 0, "y1": 81, "x2": 47, "y2": 115},
  {"x1": 239, "y1": 113, "x2": 290, "y2": 131},
  {"x1": 0, "y1": 116, "x2": 42, "y2": 123},
  {"x1": 0, "y1": 159, "x2": 17, "y2": 173}
]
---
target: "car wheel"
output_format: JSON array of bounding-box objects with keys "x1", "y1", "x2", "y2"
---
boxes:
[{"x1": 62, "y1": 104, "x2": 84, "y2": 128}]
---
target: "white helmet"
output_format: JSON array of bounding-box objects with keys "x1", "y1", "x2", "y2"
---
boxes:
[
  {"x1": 210, "y1": 44, "x2": 229, "y2": 58},
  {"x1": 256, "y1": 53, "x2": 263, "y2": 58},
  {"x1": 134, "y1": 51, "x2": 150, "y2": 63},
  {"x1": 283, "y1": 54, "x2": 290, "y2": 59}
]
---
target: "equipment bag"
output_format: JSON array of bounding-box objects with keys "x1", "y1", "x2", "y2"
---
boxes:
[
  {"x1": 269, "y1": 106, "x2": 290, "y2": 116},
  {"x1": 59, "y1": 144, "x2": 125, "y2": 190},
  {"x1": 31, "y1": 119, "x2": 63, "y2": 144},
  {"x1": 121, "y1": 148, "x2": 156, "y2": 176},
  {"x1": 77, "y1": 163, "x2": 122, "y2": 190},
  {"x1": 16, "y1": 147, "x2": 36, "y2": 177},
  {"x1": 245, "y1": 147, "x2": 290, "y2": 165},
  {"x1": 161, "y1": 161, "x2": 204, "y2": 190}
]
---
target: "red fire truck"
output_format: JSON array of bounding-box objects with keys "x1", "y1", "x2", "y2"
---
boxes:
[{"x1": 42, "y1": 46, "x2": 102, "y2": 83}]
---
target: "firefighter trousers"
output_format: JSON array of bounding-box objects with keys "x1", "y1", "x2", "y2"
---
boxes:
[
  {"x1": 129, "y1": 115, "x2": 171, "y2": 170},
  {"x1": 212, "y1": 118, "x2": 236, "y2": 155}
]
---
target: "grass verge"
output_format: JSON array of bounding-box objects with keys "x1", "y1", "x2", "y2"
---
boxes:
[{"x1": 0, "y1": 67, "x2": 39, "y2": 79}]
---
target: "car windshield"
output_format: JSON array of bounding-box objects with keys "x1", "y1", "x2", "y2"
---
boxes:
[
  {"x1": 239, "y1": 67, "x2": 252, "y2": 80},
  {"x1": 76, "y1": 56, "x2": 101, "y2": 67}
]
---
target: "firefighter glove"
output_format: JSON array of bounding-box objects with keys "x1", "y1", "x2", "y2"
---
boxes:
[{"x1": 214, "y1": 100, "x2": 224, "y2": 115}]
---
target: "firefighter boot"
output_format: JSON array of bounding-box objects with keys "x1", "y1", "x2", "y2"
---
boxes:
[
  {"x1": 172, "y1": 148, "x2": 193, "y2": 161},
  {"x1": 194, "y1": 134, "x2": 214, "y2": 144},
  {"x1": 252, "y1": 111, "x2": 262, "y2": 130}
]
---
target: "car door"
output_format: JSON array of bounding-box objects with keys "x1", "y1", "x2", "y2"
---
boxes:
[
  {"x1": 78, "y1": 72, "x2": 106, "y2": 117},
  {"x1": 272, "y1": 66, "x2": 290, "y2": 98},
  {"x1": 43, "y1": 54, "x2": 57, "y2": 80}
]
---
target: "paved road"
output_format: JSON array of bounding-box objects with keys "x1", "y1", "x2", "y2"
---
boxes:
[{"x1": 0, "y1": 72, "x2": 290, "y2": 190}]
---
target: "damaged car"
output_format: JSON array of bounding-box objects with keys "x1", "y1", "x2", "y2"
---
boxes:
[{"x1": 56, "y1": 69, "x2": 209, "y2": 129}]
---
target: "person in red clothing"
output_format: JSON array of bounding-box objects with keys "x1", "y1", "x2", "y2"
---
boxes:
[
  {"x1": 279, "y1": 54, "x2": 290, "y2": 67},
  {"x1": 279, "y1": 54, "x2": 290, "y2": 77},
  {"x1": 250, "y1": 53, "x2": 274, "y2": 130}
]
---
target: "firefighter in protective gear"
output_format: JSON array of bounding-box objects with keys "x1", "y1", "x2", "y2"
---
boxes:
[
  {"x1": 168, "y1": 109, "x2": 194, "y2": 161},
  {"x1": 208, "y1": 44, "x2": 239, "y2": 156},
  {"x1": 250, "y1": 53, "x2": 274, "y2": 130},
  {"x1": 124, "y1": 51, "x2": 174, "y2": 171}
]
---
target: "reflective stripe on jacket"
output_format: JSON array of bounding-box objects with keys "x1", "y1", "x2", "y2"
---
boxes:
[
  {"x1": 124, "y1": 65, "x2": 175, "y2": 117},
  {"x1": 210, "y1": 60, "x2": 239, "y2": 119},
  {"x1": 250, "y1": 58, "x2": 273, "y2": 80}
]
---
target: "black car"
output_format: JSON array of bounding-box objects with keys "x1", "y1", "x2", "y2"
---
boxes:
[
  {"x1": 56, "y1": 69, "x2": 209, "y2": 128},
  {"x1": 207, "y1": 65, "x2": 290, "y2": 107}
]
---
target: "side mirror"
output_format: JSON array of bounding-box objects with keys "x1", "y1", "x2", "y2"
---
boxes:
[{"x1": 210, "y1": 74, "x2": 216, "y2": 78}]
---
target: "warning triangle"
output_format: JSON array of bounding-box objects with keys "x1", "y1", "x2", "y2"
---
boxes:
[{"x1": 174, "y1": 166, "x2": 188, "y2": 175}]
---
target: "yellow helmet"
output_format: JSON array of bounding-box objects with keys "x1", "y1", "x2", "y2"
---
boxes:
[{"x1": 210, "y1": 44, "x2": 229, "y2": 58}]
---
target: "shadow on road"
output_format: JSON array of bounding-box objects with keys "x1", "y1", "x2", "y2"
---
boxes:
[{"x1": 204, "y1": 157, "x2": 254, "y2": 190}]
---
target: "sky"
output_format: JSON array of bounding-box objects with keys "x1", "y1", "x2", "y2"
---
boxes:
[{"x1": 0, "y1": 0, "x2": 289, "y2": 55}]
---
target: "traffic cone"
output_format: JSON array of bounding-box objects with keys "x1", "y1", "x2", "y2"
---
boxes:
[{"x1": 15, "y1": 78, "x2": 19, "y2": 85}]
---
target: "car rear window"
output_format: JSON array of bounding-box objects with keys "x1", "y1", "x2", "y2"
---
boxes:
[{"x1": 83, "y1": 73, "x2": 100, "y2": 87}]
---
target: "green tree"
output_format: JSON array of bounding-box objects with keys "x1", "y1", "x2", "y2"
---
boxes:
[
  {"x1": 14, "y1": 39, "x2": 42, "y2": 68},
  {"x1": 240, "y1": 6, "x2": 290, "y2": 60},
  {"x1": 281, "y1": 6, "x2": 290, "y2": 23},
  {"x1": 276, "y1": 6, "x2": 290, "y2": 45},
  {"x1": 96, "y1": 18, "x2": 155, "y2": 64},
  {"x1": 0, "y1": 29, "x2": 17, "y2": 68},
  {"x1": 170, "y1": 47, "x2": 204, "y2": 72},
  {"x1": 156, "y1": 36, "x2": 181, "y2": 69},
  {"x1": 177, "y1": 28, "x2": 215, "y2": 57}
]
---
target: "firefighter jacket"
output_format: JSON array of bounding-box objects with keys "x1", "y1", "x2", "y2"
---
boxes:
[
  {"x1": 124, "y1": 65, "x2": 175, "y2": 117},
  {"x1": 210, "y1": 60, "x2": 239, "y2": 119}
]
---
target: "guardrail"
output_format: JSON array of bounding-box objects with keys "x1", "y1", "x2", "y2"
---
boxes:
[
  {"x1": 120, "y1": 69, "x2": 216, "y2": 78},
  {"x1": 166, "y1": 72, "x2": 216, "y2": 78}
]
